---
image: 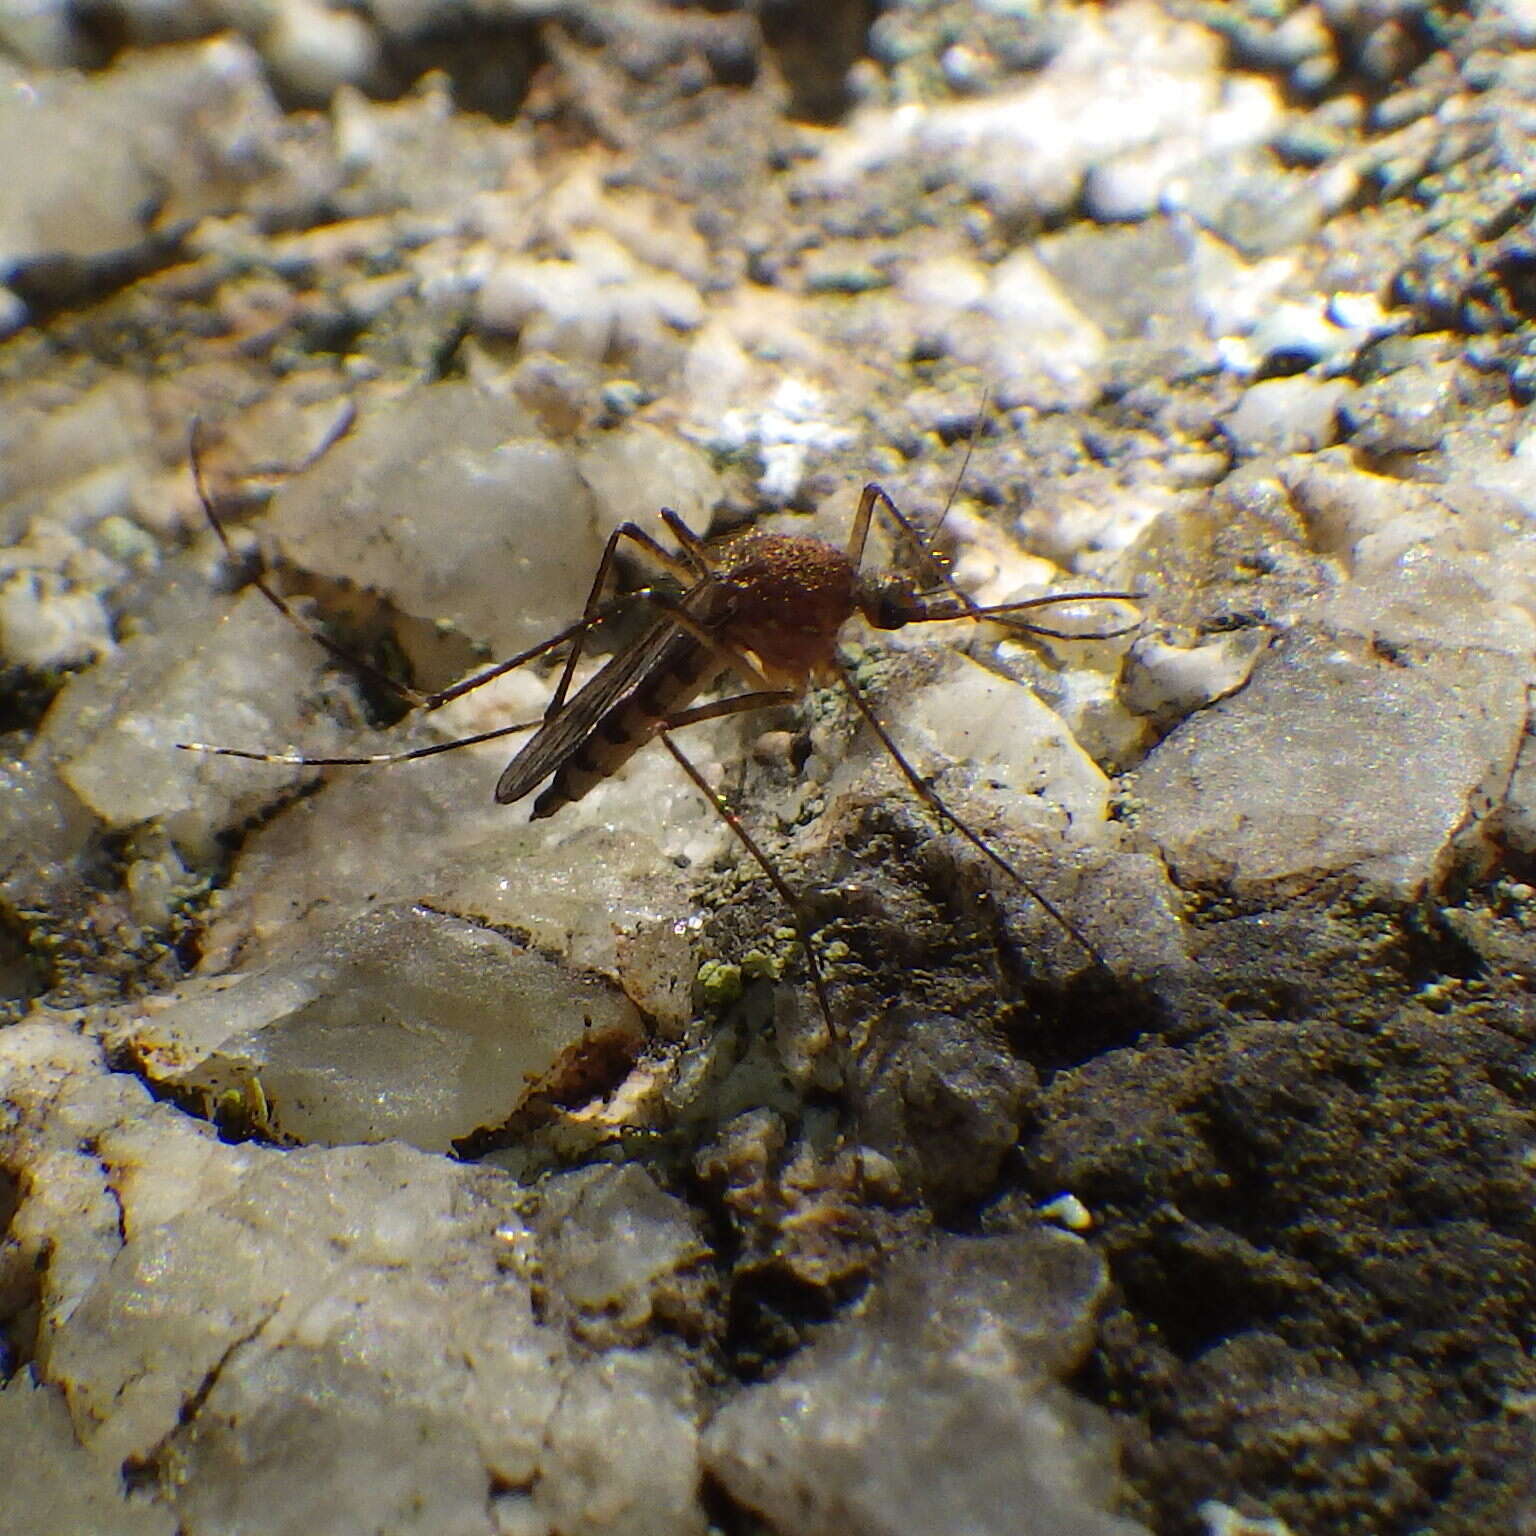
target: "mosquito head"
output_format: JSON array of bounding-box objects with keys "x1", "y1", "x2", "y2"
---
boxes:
[{"x1": 856, "y1": 571, "x2": 942, "y2": 632}]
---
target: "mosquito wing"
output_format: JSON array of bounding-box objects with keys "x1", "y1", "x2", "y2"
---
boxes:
[{"x1": 494, "y1": 582, "x2": 725, "y2": 806}]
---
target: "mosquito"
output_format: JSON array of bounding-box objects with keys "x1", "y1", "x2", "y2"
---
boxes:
[{"x1": 177, "y1": 422, "x2": 1141, "y2": 1058}]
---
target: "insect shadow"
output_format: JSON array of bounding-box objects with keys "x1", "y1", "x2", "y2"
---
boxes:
[{"x1": 178, "y1": 420, "x2": 1141, "y2": 1075}]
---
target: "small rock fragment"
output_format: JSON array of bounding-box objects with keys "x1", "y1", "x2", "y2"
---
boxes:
[
  {"x1": 1221, "y1": 376, "x2": 1349, "y2": 460},
  {"x1": 703, "y1": 1230, "x2": 1145, "y2": 1536},
  {"x1": 114, "y1": 904, "x2": 645, "y2": 1151},
  {"x1": 266, "y1": 382, "x2": 601, "y2": 660},
  {"x1": 532, "y1": 1163, "x2": 714, "y2": 1347},
  {"x1": 1123, "y1": 631, "x2": 1267, "y2": 731}
]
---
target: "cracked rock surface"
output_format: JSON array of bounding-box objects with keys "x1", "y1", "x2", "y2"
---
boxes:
[{"x1": 5, "y1": 3, "x2": 1536, "y2": 1534}]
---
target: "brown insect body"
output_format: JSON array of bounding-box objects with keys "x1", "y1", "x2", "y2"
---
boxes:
[
  {"x1": 180, "y1": 430, "x2": 1143, "y2": 1025},
  {"x1": 502, "y1": 530, "x2": 864, "y2": 819},
  {"x1": 709, "y1": 532, "x2": 859, "y2": 685},
  {"x1": 504, "y1": 596, "x2": 733, "y2": 819}
]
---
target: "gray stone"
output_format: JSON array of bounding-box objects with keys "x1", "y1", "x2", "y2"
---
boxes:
[
  {"x1": 830, "y1": 648, "x2": 1113, "y2": 844},
  {"x1": 982, "y1": 248, "x2": 1108, "y2": 411},
  {"x1": 858, "y1": 1010, "x2": 1037, "y2": 1209},
  {"x1": 703, "y1": 1230, "x2": 1147, "y2": 1536},
  {"x1": 816, "y1": 4, "x2": 1277, "y2": 229},
  {"x1": 0, "y1": 1370, "x2": 176, "y2": 1535},
  {"x1": 1340, "y1": 362, "x2": 1459, "y2": 455},
  {"x1": 1495, "y1": 724, "x2": 1536, "y2": 859},
  {"x1": 475, "y1": 245, "x2": 704, "y2": 383},
  {"x1": 1122, "y1": 631, "x2": 1268, "y2": 732},
  {"x1": 0, "y1": 569, "x2": 113, "y2": 670},
  {"x1": 1172, "y1": 153, "x2": 1352, "y2": 260},
  {"x1": 110, "y1": 902, "x2": 645, "y2": 1151},
  {"x1": 531, "y1": 1350, "x2": 706, "y2": 1536},
  {"x1": 167, "y1": 631, "x2": 711, "y2": 1041},
  {"x1": 1221, "y1": 376, "x2": 1349, "y2": 461},
  {"x1": 0, "y1": 1021, "x2": 714, "y2": 1536},
  {"x1": 0, "y1": 377, "x2": 155, "y2": 537},
  {"x1": 531, "y1": 1164, "x2": 713, "y2": 1346},
  {"x1": 266, "y1": 382, "x2": 601, "y2": 662},
  {"x1": 0, "y1": 0, "x2": 76, "y2": 66},
  {"x1": 1136, "y1": 458, "x2": 1536, "y2": 906},
  {"x1": 262, "y1": 0, "x2": 382, "y2": 104},
  {"x1": 36, "y1": 586, "x2": 344, "y2": 862},
  {"x1": 576, "y1": 423, "x2": 719, "y2": 541},
  {"x1": 1137, "y1": 625, "x2": 1523, "y2": 902},
  {"x1": 0, "y1": 40, "x2": 308, "y2": 286}
]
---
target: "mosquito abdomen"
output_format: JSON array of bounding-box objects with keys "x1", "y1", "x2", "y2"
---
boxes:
[{"x1": 524, "y1": 639, "x2": 727, "y2": 819}]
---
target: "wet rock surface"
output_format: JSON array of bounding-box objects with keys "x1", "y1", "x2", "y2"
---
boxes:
[{"x1": 5, "y1": 2, "x2": 1536, "y2": 1534}]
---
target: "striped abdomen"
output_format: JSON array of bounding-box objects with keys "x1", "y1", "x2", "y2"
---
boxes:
[
  {"x1": 534, "y1": 634, "x2": 724, "y2": 818},
  {"x1": 492, "y1": 611, "x2": 731, "y2": 819}
]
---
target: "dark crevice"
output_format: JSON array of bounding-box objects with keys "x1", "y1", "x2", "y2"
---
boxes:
[
  {"x1": 0, "y1": 1165, "x2": 37, "y2": 1378},
  {"x1": 375, "y1": 21, "x2": 541, "y2": 122},
  {"x1": 6, "y1": 231, "x2": 190, "y2": 330},
  {"x1": 121, "y1": 1304, "x2": 280, "y2": 1495}
]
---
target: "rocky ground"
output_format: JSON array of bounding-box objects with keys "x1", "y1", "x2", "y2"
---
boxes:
[{"x1": 4, "y1": 1, "x2": 1536, "y2": 1533}]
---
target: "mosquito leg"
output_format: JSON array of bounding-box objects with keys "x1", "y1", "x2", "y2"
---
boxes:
[
  {"x1": 638, "y1": 587, "x2": 778, "y2": 692},
  {"x1": 238, "y1": 401, "x2": 359, "y2": 478},
  {"x1": 177, "y1": 716, "x2": 544, "y2": 768},
  {"x1": 930, "y1": 387, "x2": 988, "y2": 538},
  {"x1": 193, "y1": 420, "x2": 631, "y2": 720},
  {"x1": 193, "y1": 424, "x2": 727, "y2": 725},
  {"x1": 658, "y1": 509, "x2": 714, "y2": 573},
  {"x1": 867, "y1": 483, "x2": 985, "y2": 616},
  {"x1": 846, "y1": 478, "x2": 986, "y2": 616},
  {"x1": 856, "y1": 486, "x2": 1145, "y2": 641},
  {"x1": 423, "y1": 586, "x2": 664, "y2": 711},
  {"x1": 176, "y1": 587, "x2": 762, "y2": 778},
  {"x1": 655, "y1": 724, "x2": 844, "y2": 1085},
  {"x1": 189, "y1": 420, "x2": 437, "y2": 711},
  {"x1": 833, "y1": 660, "x2": 1108, "y2": 970},
  {"x1": 660, "y1": 691, "x2": 797, "y2": 730},
  {"x1": 860, "y1": 388, "x2": 988, "y2": 576},
  {"x1": 844, "y1": 482, "x2": 882, "y2": 572},
  {"x1": 432, "y1": 514, "x2": 741, "y2": 715},
  {"x1": 539, "y1": 520, "x2": 708, "y2": 723}
]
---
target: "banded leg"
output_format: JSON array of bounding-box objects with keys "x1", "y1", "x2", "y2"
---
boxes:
[
  {"x1": 539, "y1": 518, "x2": 708, "y2": 723},
  {"x1": 649, "y1": 684, "x2": 841, "y2": 1071},
  {"x1": 834, "y1": 660, "x2": 1107, "y2": 970},
  {"x1": 657, "y1": 726, "x2": 840, "y2": 1076},
  {"x1": 845, "y1": 473, "x2": 1141, "y2": 642},
  {"x1": 177, "y1": 716, "x2": 546, "y2": 770},
  {"x1": 846, "y1": 481, "x2": 982, "y2": 617},
  {"x1": 846, "y1": 389, "x2": 986, "y2": 587}
]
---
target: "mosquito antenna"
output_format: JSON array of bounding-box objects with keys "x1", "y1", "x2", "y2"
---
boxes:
[
  {"x1": 971, "y1": 588, "x2": 1146, "y2": 643},
  {"x1": 927, "y1": 384, "x2": 990, "y2": 550}
]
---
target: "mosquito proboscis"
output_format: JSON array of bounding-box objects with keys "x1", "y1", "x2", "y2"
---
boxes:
[{"x1": 177, "y1": 421, "x2": 1142, "y2": 1063}]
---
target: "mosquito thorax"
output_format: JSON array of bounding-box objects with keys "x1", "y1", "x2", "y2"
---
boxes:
[{"x1": 714, "y1": 531, "x2": 858, "y2": 681}]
